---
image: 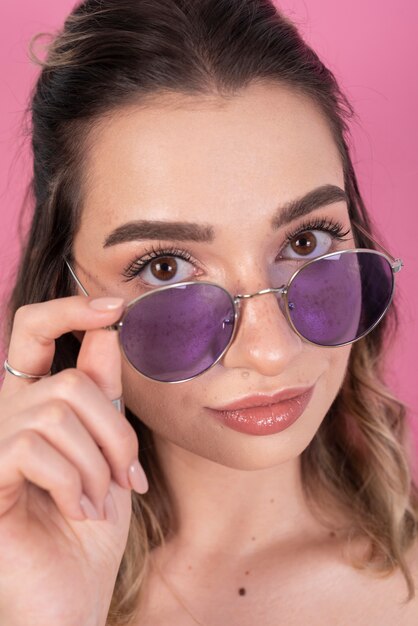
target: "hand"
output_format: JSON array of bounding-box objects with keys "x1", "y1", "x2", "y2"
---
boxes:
[{"x1": 0, "y1": 295, "x2": 149, "y2": 626}]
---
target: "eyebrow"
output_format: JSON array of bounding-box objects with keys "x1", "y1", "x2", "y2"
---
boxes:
[{"x1": 102, "y1": 183, "x2": 348, "y2": 248}]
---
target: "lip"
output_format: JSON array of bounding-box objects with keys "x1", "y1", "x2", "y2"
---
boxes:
[
  {"x1": 207, "y1": 385, "x2": 315, "y2": 436},
  {"x1": 210, "y1": 386, "x2": 314, "y2": 411}
]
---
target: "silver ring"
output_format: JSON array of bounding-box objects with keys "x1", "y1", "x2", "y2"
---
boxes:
[
  {"x1": 111, "y1": 396, "x2": 125, "y2": 414},
  {"x1": 3, "y1": 358, "x2": 52, "y2": 380}
]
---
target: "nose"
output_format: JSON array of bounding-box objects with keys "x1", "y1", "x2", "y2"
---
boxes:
[{"x1": 219, "y1": 288, "x2": 303, "y2": 377}]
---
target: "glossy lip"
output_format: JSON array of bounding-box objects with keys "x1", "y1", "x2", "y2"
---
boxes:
[
  {"x1": 209, "y1": 385, "x2": 314, "y2": 411},
  {"x1": 207, "y1": 386, "x2": 315, "y2": 436}
]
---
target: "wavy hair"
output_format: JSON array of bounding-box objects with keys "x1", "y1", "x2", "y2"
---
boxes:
[{"x1": 2, "y1": 1, "x2": 417, "y2": 623}]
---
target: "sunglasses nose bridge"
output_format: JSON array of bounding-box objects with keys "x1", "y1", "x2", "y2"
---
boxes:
[
  {"x1": 232, "y1": 287, "x2": 289, "y2": 330},
  {"x1": 233, "y1": 285, "x2": 287, "y2": 306}
]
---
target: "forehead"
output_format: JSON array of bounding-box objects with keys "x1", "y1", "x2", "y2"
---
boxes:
[{"x1": 80, "y1": 82, "x2": 343, "y2": 233}]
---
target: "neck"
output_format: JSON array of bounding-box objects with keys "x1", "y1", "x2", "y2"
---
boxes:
[{"x1": 152, "y1": 433, "x2": 337, "y2": 560}]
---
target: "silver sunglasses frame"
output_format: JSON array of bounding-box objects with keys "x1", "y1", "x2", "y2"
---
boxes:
[{"x1": 63, "y1": 218, "x2": 403, "y2": 384}]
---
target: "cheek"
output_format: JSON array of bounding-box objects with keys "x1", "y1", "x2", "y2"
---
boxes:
[
  {"x1": 121, "y1": 360, "x2": 198, "y2": 431},
  {"x1": 332, "y1": 342, "x2": 352, "y2": 372},
  {"x1": 321, "y1": 343, "x2": 352, "y2": 399},
  {"x1": 286, "y1": 344, "x2": 352, "y2": 449},
  {"x1": 295, "y1": 343, "x2": 351, "y2": 432}
]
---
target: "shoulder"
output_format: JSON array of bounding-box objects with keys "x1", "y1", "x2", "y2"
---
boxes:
[
  {"x1": 290, "y1": 530, "x2": 418, "y2": 625},
  {"x1": 336, "y1": 535, "x2": 418, "y2": 625},
  {"x1": 386, "y1": 539, "x2": 418, "y2": 624},
  {"x1": 403, "y1": 537, "x2": 418, "y2": 601}
]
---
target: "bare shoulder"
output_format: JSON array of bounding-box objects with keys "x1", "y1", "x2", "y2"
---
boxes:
[
  {"x1": 405, "y1": 536, "x2": 418, "y2": 576},
  {"x1": 395, "y1": 538, "x2": 418, "y2": 620},
  {"x1": 321, "y1": 534, "x2": 418, "y2": 625}
]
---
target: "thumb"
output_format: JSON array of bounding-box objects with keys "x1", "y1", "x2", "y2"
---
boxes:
[{"x1": 76, "y1": 324, "x2": 123, "y2": 402}]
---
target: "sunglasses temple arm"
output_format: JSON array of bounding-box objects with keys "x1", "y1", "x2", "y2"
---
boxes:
[
  {"x1": 62, "y1": 255, "x2": 90, "y2": 297},
  {"x1": 350, "y1": 219, "x2": 403, "y2": 273}
]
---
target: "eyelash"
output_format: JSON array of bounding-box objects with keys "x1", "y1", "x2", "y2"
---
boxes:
[
  {"x1": 121, "y1": 216, "x2": 352, "y2": 282},
  {"x1": 280, "y1": 216, "x2": 351, "y2": 256},
  {"x1": 122, "y1": 245, "x2": 194, "y2": 282}
]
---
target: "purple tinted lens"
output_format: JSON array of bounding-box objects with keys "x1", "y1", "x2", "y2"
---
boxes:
[
  {"x1": 287, "y1": 250, "x2": 393, "y2": 346},
  {"x1": 120, "y1": 283, "x2": 235, "y2": 382}
]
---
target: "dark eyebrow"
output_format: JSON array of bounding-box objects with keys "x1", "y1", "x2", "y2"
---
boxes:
[
  {"x1": 102, "y1": 183, "x2": 348, "y2": 248},
  {"x1": 272, "y1": 184, "x2": 348, "y2": 229}
]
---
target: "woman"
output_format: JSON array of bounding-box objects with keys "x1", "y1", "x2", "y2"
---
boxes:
[{"x1": 0, "y1": 0, "x2": 417, "y2": 624}]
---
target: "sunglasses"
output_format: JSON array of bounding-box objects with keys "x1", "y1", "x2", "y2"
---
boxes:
[{"x1": 63, "y1": 219, "x2": 403, "y2": 384}]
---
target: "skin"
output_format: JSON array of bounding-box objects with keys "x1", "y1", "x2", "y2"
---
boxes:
[{"x1": 70, "y1": 82, "x2": 417, "y2": 622}]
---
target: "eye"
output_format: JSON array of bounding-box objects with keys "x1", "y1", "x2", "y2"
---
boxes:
[
  {"x1": 283, "y1": 229, "x2": 333, "y2": 259},
  {"x1": 279, "y1": 217, "x2": 351, "y2": 261},
  {"x1": 139, "y1": 255, "x2": 192, "y2": 285},
  {"x1": 122, "y1": 245, "x2": 199, "y2": 286}
]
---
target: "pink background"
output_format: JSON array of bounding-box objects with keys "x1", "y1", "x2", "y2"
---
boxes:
[{"x1": 1, "y1": 1, "x2": 417, "y2": 466}]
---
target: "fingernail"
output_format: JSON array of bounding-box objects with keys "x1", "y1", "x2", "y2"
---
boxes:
[
  {"x1": 89, "y1": 297, "x2": 124, "y2": 311},
  {"x1": 104, "y1": 491, "x2": 119, "y2": 524},
  {"x1": 128, "y1": 460, "x2": 149, "y2": 494},
  {"x1": 80, "y1": 493, "x2": 100, "y2": 520}
]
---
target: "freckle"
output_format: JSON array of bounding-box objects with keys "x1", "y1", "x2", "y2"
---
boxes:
[
  {"x1": 251, "y1": 536, "x2": 256, "y2": 541},
  {"x1": 188, "y1": 565, "x2": 192, "y2": 570},
  {"x1": 238, "y1": 587, "x2": 246, "y2": 596},
  {"x1": 329, "y1": 531, "x2": 336, "y2": 538},
  {"x1": 245, "y1": 570, "x2": 250, "y2": 575},
  {"x1": 270, "y1": 498, "x2": 274, "y2": 503}
]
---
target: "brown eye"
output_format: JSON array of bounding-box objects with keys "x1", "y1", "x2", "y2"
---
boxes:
[
  {"x1": 150, "y1": 256, "x2": 178, "y2": 281},
  {"x1": 291, "y1": 231, "x2": 317, "y2": 256}
]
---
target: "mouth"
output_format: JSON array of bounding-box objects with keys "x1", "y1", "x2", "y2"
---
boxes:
[
  {"x1": 206, "y1": 385, "x2": 316, "y2": 436},
  {"x1": 209, "y1": 385, "x2": 315, "y2": 412}
]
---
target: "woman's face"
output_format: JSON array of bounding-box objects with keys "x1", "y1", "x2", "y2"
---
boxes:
[{"x1": 73, "y1": 82, "x2": 353, "y2": 470}]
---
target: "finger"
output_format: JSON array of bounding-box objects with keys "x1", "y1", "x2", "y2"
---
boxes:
[
  {"x1": 75, "y1": 332, "x2": 148, "y2": 494},
  {"x1": 0, "y1": 428, "x2": 87, "y2": 522},
  {"x1": 8, "y1": 368, "x2": 141, "y2": 491},
  {"x1": 2, "y1": 296, "x2": 125, "y2": 396},
  {"x1": 1, "y1": 400, "x2": 114, "y2": 517},
  {"x1": 76, "y1": 324, "x2": 122, "y2": 405},
  {"x1": 76, "y1": 306, "x2": 143, "y2": 493}
]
